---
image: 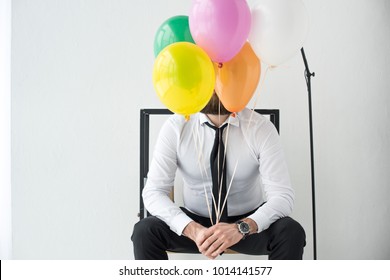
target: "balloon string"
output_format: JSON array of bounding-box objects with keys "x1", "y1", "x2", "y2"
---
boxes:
[
  {"x1": 216, "y1": 100, "x2": 222, "y2": 220},
  {"x1": 219, "y1": 159, "x2": 239, "y2": 222},
  {"x1": 191, "y1": 125, "x2": 214, "y2": 226},
  {"x1": 218, "y1": 65, "x2": 271, "y2": 222},
  {"x1": 217, "y1": 114, "x2": 231, "y2": 223},
  {"x1": 215, "y1": 98, "x2": 232, "y2": 223}
]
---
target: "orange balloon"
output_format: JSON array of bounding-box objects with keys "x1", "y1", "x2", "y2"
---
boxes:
[{"x1": 214, "y1": 42, "x2": 261, "y2": 113}]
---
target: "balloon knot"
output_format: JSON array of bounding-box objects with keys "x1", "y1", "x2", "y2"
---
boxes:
[
  {"x1": 184, "y1": 115, "x2": 190, "y2": 121},
  {"x1": 231, "y1": 112, "x2": 237, "y2": 118},
  {"x1": 218, "y1": 62, "x2": 223, "y2": 68}
]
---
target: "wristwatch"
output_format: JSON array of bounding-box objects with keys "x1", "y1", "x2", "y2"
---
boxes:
[{"x1": 236, "y1": 220, "x2": 250, "y2": 239}]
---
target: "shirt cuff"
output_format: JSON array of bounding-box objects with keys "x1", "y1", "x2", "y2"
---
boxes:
[
  {"x1": 169, "y1": 212, "x2": 194, "y2": 236},
  {"x1": 248, "y1": 210, "x2": 272, "y2": 233}
]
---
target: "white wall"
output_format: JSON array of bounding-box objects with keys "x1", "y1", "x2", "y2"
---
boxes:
[
  {"x1": 304, "y1": 0, "x2": 390, "y2": 259},
  {"x1": 10, "y1": 0, "x2": 390, "y2": 260},
  {"x1": 0, "y1": 0, "x2": 12, "y2": 260}
]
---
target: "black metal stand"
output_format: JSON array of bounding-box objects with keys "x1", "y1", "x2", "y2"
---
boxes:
[{"x1": 300, "y1": 48, "x2": 317, "y2": 260}]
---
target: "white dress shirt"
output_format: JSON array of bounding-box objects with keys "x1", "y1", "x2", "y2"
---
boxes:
[{"x1": 143, "y1": 108, "x2": 294, "y2": 236}]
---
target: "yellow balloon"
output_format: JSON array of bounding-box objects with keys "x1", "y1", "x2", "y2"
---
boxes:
[{"x1": 152, "y1": 42, "x2": 215, "y2": 116}]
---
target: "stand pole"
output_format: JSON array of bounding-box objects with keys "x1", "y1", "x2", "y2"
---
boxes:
[{"x1": 300, "y1": 48, "x2": 317, "y2": 260}]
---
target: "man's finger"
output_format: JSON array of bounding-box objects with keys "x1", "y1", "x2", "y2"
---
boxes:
[
  {"x1": 211, "y1": 242, "x2": 228, "y2": 258},
  {"x1": 204, "y1": 238, "x2": 224, "y2": 257},
  {"x1": 196, "y1": 228, "x2": 213, "y2": 247},
  {"x1": 199, "y1": 232, "x2": 219, "y2": 253}
]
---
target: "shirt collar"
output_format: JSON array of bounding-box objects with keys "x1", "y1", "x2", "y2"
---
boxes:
[{"x1": 198, "y1": 113, "x2": 240, "y2": 128}]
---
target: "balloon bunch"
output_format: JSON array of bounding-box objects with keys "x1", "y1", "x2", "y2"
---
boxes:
[{"x1": 152, "y1": 0, "x2": 309, "y2": 119}]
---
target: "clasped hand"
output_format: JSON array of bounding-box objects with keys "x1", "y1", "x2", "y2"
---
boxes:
[{"x1": 194, "y1": 222, "x2": 243, "y2": 259}]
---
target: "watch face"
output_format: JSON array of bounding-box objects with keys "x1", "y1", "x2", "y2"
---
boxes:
[{"x1": 239, "y1": 222, "x2": 250, "y2": 234}]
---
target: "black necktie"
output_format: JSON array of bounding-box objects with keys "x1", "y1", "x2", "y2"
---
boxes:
[{"x1": 206, "y1": 122, "x2": 228, "y2": 224}]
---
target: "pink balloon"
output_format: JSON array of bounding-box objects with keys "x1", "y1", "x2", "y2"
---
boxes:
[{"x1": 189, "y1": 0, "x2": 251, "y2": 63}]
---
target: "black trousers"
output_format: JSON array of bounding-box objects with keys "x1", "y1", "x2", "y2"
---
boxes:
[{"x1": 131, "y1": 208, "x2": 306, "y2": 260}]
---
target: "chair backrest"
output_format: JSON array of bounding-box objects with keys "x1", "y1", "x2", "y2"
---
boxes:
[{"x1": 138, "y1": 108, "x2": 280, "y2": 220}]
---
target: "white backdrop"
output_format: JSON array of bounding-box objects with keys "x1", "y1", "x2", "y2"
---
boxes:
[
  {"x1": 9, "y1": 0, "x2": 390, "y2": 259},
  {"x1": 0, "y1": 0, "x2": 12, "y2": 260}
]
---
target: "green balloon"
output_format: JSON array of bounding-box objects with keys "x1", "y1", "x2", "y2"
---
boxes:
[{"x1": 154, "y1": 15, "x2": 195, "y2": 57}]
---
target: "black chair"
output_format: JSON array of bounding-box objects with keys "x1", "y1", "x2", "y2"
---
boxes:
[{"x1": 138, "y1": 108, "x2": 280, "y2": 220}]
